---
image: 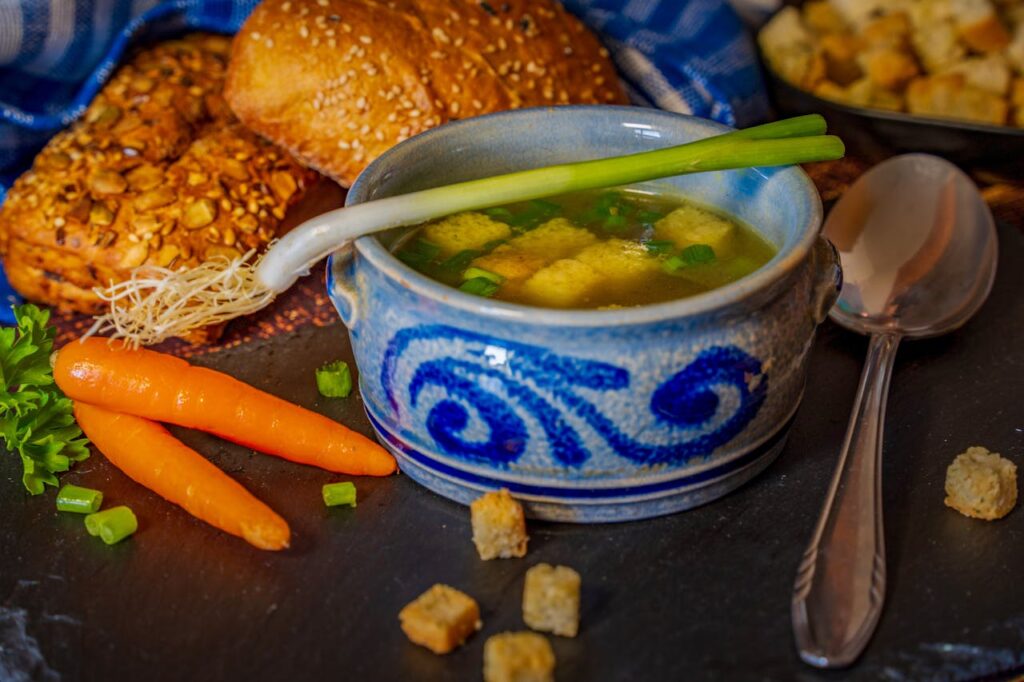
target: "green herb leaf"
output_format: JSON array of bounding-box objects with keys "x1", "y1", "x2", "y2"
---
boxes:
[
  {"x1": 682, "y1": 244, "x2": 717, "y2": 265},
  {"x1": 602, "y1": 214, "x2": 628, "y2": 233},
  {"x1": 459, "y1": 277, "x2": 501, "y2": 297},
  {"x1": 1, "y1": 304, "x2": 90, "y2": 495},
  {"x1": 316, "y1": 360, "x2": 353, "y2": 398},
  {"x1": 637, "y1": 210, "x2": 665, "y2": 224}
]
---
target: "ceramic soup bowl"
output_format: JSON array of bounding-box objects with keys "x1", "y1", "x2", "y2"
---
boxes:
[{"x1": 328, "y1": 106, "x2": 840, "y2": 523}]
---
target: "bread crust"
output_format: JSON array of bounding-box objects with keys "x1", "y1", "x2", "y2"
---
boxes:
[
  {"x1": 225, "y1": 0, "x2": 627, "y2": 187},
  {"x1": 0, "y1": 35, "x2": 318, "y2": 317}
]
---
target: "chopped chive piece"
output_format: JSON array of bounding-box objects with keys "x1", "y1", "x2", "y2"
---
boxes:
[
  {"x1": 638, "y1": 210, "x2": 665, "y2": 223},
  {"x1": 663, "y1": 255, "x2": 686, "y2": 273},
  {"x1": 411, "y1": 239, "x2": 441, "y2": 259},
  {"x1": 596, "y1": 192, "x2": 621, "y2": 209},
  {"x1": 459, "y1": 277, "x2": 501, "y2": 297},
  {"x1": 644, "y1": 240, "x2": 675, "y2": 256},
  {"x1": 441, "y1": 249, "x2": 482, "y2": 271},
  {"x1": 56, "y1": 484, "x2": 103, "y2": 514},
  {"x1": 602, "y1": 214, "x2": 628, "y2": 232},
  {"x1": 396, "y1": 250, "x2": 429, "y2": 268},
  {"x1": 484, "y1": 207, "x2": 514, "y2": 221},
  {"x1": 481, "y1": 238, "x2": 507, "y2": 251},
  {"x1": 316, "y1": 360, "x2": 353, "y2": 398},
  {"x1": 84, "y1": 506, "x2": 137, "y2": 545},
  {"x1": 322, "y1": 481, "x2": 357, "y2": 507},
  {"x1": 396, "y1": 238, "x2": 442, "y2": 268},
  {"x1": 682, "y1": 244, "x2": 716, "y2": 264},
  {"x1": 462, "y1": 267, "x2": 505, "y2": 284}
]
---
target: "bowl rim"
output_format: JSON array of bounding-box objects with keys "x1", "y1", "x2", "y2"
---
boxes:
[{"x1": 341, "y1": 105, "x2": 823, "y2": 327}]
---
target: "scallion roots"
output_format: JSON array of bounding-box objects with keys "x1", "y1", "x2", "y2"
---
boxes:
[{"x1": 86, "y1": 250, "x2": 275, "y2": 347}]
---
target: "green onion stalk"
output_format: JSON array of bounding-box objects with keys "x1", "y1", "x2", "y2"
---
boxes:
[{"x1": 86, "y1": 115, "x2": 843, "y2": 347}]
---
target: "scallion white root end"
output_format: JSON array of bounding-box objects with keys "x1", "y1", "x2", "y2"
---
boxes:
[{"x1": 86, "y1": 250, "x2": 276, "y2": 347}]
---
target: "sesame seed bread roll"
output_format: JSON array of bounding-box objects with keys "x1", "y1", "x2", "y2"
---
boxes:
[
  {"x1": 225, "y1": 0, "x2": 628, "y2": 187},
  {"x1": 0, "y1": 35, "x2": 320, "y2": 341}
]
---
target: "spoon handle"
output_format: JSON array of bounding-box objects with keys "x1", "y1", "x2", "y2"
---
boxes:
[{"x1": 792, "y1": 332, "x2": 901, "y2": 668}]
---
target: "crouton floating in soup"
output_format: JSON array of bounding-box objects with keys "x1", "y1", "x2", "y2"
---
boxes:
[{"x1": 394, "y1": 189, "x2": 776, "y2": 309}]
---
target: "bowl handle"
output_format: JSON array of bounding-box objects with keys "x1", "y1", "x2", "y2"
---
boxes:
[
  {"x1": 810, "y1": 236, "x2": 842, "y2": 324},
  {"x1": 327, "y1": 244, "x2": 360, "y2": 328}
]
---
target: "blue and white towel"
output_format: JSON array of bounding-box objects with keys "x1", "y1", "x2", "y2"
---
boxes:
[{"x1": 0, "y1": 0, "x2": 768, "y2": 322}]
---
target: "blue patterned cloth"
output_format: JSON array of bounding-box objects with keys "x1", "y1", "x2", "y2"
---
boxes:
[{"x1": 0, "y1": 0, "x2": 767, "y2": 323}]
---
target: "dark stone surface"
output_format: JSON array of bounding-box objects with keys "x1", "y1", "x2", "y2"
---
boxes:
[{"x1": 1, "y1": 223, "x2": 1021, "y2": 682}]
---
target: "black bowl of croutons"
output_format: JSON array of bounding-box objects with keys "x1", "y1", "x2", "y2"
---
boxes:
[{"x1": 757, "y1": 2, "x2": 1024, "y2": 178}]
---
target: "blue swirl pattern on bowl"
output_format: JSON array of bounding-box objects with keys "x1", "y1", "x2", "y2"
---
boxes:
[{"x1": 329, "y1": 106, "x2": 839, "y2": 522}]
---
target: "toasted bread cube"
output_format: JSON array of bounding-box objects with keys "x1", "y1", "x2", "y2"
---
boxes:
[
  {"x1": 820, "y1": 34, "x2": 864, "y2": 85},
  {"x1": 944, "y1": 446, "x2": 1017, "y2": 520},
  {"x1": 471, "y1": 488, "x2": 529, "y2": 560},
  {"x1": 803, "y1": 1, "x2": 850, "y2": 35},
  {"x1": 1008, "y1": 24, "x2": 1024, "y2": 75},
  {"x1": 816, "y1": 77, "x2": 905, "y2": 111},
  {"x1": 575, "y1": 238, "x2": 661, "y2": 283},
  {"x1": 521, "y1": 258, "x2": 604, "y2": 308},
  {"x1": 759, "y1": 8, "x2": 827, "y2": 89},
  {"x1": 940, "y1": 54, "x2": 1011, "y2": 95},
  {"x1": 829, "y1": 0, "x2": 894, "y2": 28},
  {"x1": 911, "y1": 20, "x2": 965, "y2": 73},
  {"x1": 398, "y1": 584, "x2": 482, "y2": 654},
  {"x1": 523, "y1": 564, "x2": 581, "y2": 637},
  {"x1": 421, "y1": 212, "x2": 512, "y2": 257},
  {"x1": 483, "y1": 632, "x2": 555, "y2": 682},
  {"x1": 906, "y1": 74, "x2": 1009, "y2": 125},
  {"x1": 953, "y1": 0, "x2": 1010, "y2": 52},
  {"x1": 1012, "y1": 78, "x2": 1024, "y2": 127},
  {"x1": 861, "y1": 12, "x2": 913, "y2": 49},
  {"x1": 654, "y1": 204, "x2": 736, "y2": 255},
  {"x1": 858, "y1": 47, "x2": 920, "y2": 90},
  {"x1": 506, "y1": 218, "x2": 598, "y2": 261},
  {"x1": 472, "y1": 246, "x2": 547, "y2": 282}
]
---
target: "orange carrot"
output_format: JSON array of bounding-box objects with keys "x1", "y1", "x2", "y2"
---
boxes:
[
  {"x1": 74, "y1": 402, "x2": 291, "y2": 551},
  {"x1": 55, "y1": 338, "x2": 396, "y2": 477}
]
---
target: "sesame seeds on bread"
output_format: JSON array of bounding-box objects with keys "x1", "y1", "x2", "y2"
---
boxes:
[
  {"x1": 0, "y1": 35, "x2": 318, "y2": 327},
  {"x1": 224, "y1": 0, "x2": 628, "y2": 187}
]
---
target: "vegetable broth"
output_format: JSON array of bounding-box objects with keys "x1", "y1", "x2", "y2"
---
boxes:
[{"x1": 393, "y1": 189, "x2": 776, "y2": 309}]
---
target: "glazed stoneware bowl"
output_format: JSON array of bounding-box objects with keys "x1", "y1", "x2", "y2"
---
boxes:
[{"x1": 327, "y1": 106, "x2": 840, "y2": 523}]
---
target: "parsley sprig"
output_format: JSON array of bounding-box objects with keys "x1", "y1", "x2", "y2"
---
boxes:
[{"x1": 1, "y1": 305, "x2": 89, "y2": 494}]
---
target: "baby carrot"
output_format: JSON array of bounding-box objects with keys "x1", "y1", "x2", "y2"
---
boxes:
[
  {"x1": 54, "y1": 338, "x2": 396, "y2": 477},
  {"x1": 74, "y1": 402, "x2": 291, "y2": 551}
]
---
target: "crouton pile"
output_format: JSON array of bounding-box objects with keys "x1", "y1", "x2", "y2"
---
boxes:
[{"x1": 759, "y1": 0, "x2": 1024, "y2": 127}]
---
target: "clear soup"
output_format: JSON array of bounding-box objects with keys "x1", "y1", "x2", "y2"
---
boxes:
[{"x1": 393, "y1": 189, "x2": 776, "y2": 309}]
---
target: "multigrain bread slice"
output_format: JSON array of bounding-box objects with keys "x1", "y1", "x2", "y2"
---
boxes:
[
  {"x1": 0, "y1": 35, "x2": 318, "y2": 328},
  {"x1": 225, "y1": 0, "x2": 628, "y2": 187}
]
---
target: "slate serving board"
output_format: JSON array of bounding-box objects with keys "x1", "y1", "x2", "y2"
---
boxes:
[{"x1": 1, "y1": 223, "x2": 1022, "y2": 682}]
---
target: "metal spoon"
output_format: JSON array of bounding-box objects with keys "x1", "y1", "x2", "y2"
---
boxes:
[{"x1": 791, "y1": 154, "x2": 999, "y2": 668}]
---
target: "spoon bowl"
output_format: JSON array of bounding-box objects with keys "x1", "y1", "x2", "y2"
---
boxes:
[
  {"x1": 826, "y1": 154, "x2": 998, "y2": 338},
  {"x1": 792, "y1": 154, "x2": 998, "y2": 668}
]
